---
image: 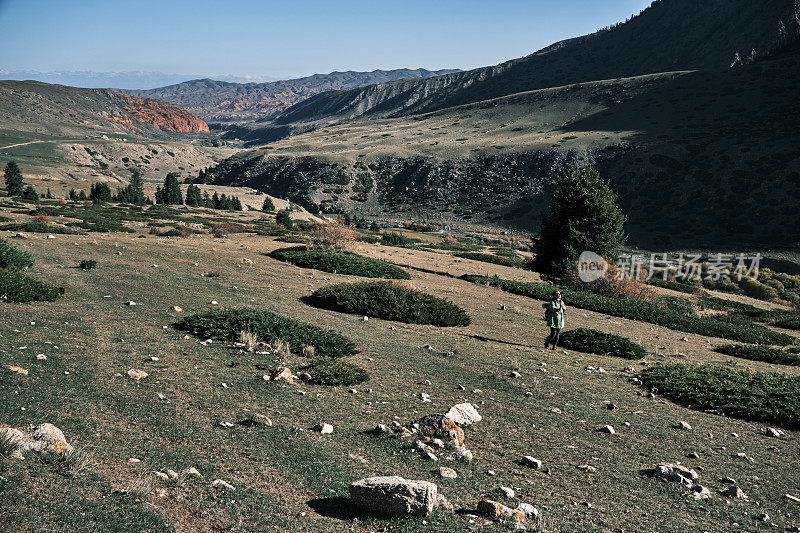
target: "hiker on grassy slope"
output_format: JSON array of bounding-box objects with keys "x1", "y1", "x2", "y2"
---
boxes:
[{"x1": 544, "y1": 289, "x2": 566, "y2": 349}]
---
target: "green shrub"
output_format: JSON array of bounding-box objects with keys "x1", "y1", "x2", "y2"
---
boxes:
[
  {"x1": 0, "y1": 269, "x2": 64, "y2": 303},
  {"x1": 176, "y1": 308, "x2": 357, "y2": 359},
  {"x1": 453, "y1": 252, "x2": 528, "y2": 269},
  {"x1": 714, "y1": 344, "x2": 800, "y2": 366},
  {"x1": 78, "y1": 259, "x2": 97, "y2": 271},
  {"x1": 649, "y1": 279, "x2": 702, "y2": 294},
  {"x1": 380, "y1": 232, "x2": 418, "y2": 247},
  {"x1": 306, "y1": 357, "x2": 369, "y2": 386},
  {"x1": 67, "y1": 217, "x2": 134, "y2": 233},
  {"x1": 771, "y1": 315, "x2": 800, "y2": 330},
  {"x1": 462, "y1": 275, "x2": 794, "y2": 345},
  {"x1": 740, "y1": 277, "x2": 779, "y2": 301},
  {"x1": 0, "y1": 221, "x2": 79, "y2": 234},
  {"x1": 559, "y1": 328, "x2": 646, "y2": 359},
  {"x1": 275, "y1": 209, "x2": 293, "y2": 230},
  {"x1": 639, "y1": 364, "x2": 800, "y2": 429},
  {"x1": 307, "y1": 281, "x2": 471, "y2": 326},
  {"x1": 0, "y1": 238, "x2": 34, "y2": 271},
  {"x1": 269, "y1": 247, "x2": 411, "y2": 279}
]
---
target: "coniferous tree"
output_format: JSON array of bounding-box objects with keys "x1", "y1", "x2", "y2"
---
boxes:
[
  {"x1": 4, "y1": 161, "x2": 24, "y2": 196},
  {"x1": 202, "y1": 191, "x2": 211, "y2": 208},
  {"x1": 21, "y1": 185, "x2": 39, "y2": 202},
  {"x1": 89, "y1": 182, "x2": 112, "y2": 203},
  {"x1": 231, "y1": 196, "x2": 243, "y2": 211},
  {"x1": 276, "y1": 209, "x2": 293, "y2": 230},
  {"x1": 262, "y1": 196, "x2": 275, "y2": 212},
  {"x1": 162, "y1": 173, "x2": 183, "y2": 205},
  {"x1": 45, "y1": 188, "x2": 53, "y2": 199},
  {"x1": 78, "y1": 190, "x2": 88, "y2": 201},
  {"x1": 69, "y1": 188, "x2": 77, "y2": 201},
  {"x1": 185, "y1": 184, "x2": 203, "y2": 206},
  {"x1": 211, "y1": 191, "x2": 220, "y2": 209},
  {"x1": 532, "y1": 165, "x2": 626, "y2": 279},
  {"x1": 154, "y1": 185, "x2": 164, "y2": 204}
]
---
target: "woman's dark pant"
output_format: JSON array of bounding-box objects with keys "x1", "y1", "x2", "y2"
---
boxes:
[{"x1": 545, "y1": 327, "x2": 561, "y2": 347}]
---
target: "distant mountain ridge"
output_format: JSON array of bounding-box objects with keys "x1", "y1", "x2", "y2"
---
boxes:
[
  {"x1": 0, "y1": 70, "x2": 279, "y2": 90},
  {"x1": 271, "y1": 0, "x2": 799, "y2": 128},
  {"x1": 0, "y1": 80, "x2": 208, "y2": 136},
  {"x1": 125, "y1": 68, "x2": 460, "y2": 124}
]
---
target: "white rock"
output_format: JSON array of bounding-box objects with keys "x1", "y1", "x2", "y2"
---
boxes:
[
  {"x1": 314, "y1": 423, "x2": 334, "y2": 434},
  {"x1": 521, "y1": 456, "x2": 543, "y2": 469},
  {"x1": 516, "y1": 502, "x2": 539, "y2": 519},
  {"x1": 596, "y1": 425, "x2": 615, "y2": 434},
  {"x1": 445, "y1": 403, "x2": 482, "y2": 426},
  {"x1": 212, "y1": 479, "x2": 235, "y2": 491},
  {"x1": 499, "y1": 486, "x2": 515, "y2": 498},
  {"x1": 127, "y1": 369, "x2": 148, "y2": 380},
  {"x1": 436, "y1": 467, "x2": 457, "y2": 479}
]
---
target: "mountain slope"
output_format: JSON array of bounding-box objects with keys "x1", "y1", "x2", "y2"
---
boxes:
[
  {"x1": 126, "y1": 68, "x2": 459, "y2": 124},
  {"x1": 272, "y1": 0, "x2": 799, "y2": 128},
  {"x1": 0, "y1": 80, "x2": 209, "y2": 137},
  {"x1": 207, "y1": 46, "x2": 800, "y2": 249}
]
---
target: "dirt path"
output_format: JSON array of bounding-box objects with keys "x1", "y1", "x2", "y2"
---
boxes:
[{"x1": 0, "y1": 140, "x2": 50, "y2": 150}]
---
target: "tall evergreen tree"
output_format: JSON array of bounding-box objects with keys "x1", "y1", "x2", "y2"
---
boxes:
[
  {"x1": 202, "y1": 191, "x2": 211, "y2": 208},
  {"x1": 211, "y1": 191, "x2": 220, "y2": 209},
  {"x1": 69, "y1": 188, "x2": 77, "y2": 201},
  {"x1": 532, "y1": 165, "x2": 626, "y2": 279},
  {"x1": 231, "y1": 196, "x2": 243, "y2": 211},
  {"x1": 4, "y1": 161, "x2": 24, "y2": 197},
  {"x1": 262, "y1": 196, "x2": 275, "y2": 212},
  {"x1": 161, "y1": 173, "x2": 183, "y2": 205},
  {"x1": 185, "y1": 184, "x2": 203, "y2": 206},
  {"x1": 21, "y1": 185, "x2": 39, "y2": 202},
  {"x1": 89, "y1": 182, "x2": 112, "y2": 203},
  {"x1": 78, "y1": 190, "x2": 88, "y2": 201}
]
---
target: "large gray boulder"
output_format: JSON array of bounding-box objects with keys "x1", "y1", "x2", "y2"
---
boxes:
[{"x1": 349, "y1": 476, "x2": 438, "y2": 516}]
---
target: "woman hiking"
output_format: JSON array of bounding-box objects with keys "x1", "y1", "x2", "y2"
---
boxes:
[{"x1": 544, "y1": 289, "x2": 566, "y2": 349}]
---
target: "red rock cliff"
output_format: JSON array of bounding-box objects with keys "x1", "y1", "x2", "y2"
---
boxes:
[{"x1": 108, "y1": 92, "x2": 209, "y2": 133}]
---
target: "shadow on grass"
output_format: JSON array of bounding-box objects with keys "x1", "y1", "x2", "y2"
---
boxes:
[{"x1": 306, "y1": 497, "x2": 362, "y2": 520}]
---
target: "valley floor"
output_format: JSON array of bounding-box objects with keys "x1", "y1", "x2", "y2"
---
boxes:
[{"x1": 1, "y1": 228, "x2": 799, "y2": 532}]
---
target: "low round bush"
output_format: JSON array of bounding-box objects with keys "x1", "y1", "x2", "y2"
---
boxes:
[
  {"x1": 714, "y1": 344, "x2": 800, "y2": 366},
  {"x1": 306, "y1": 281, "x2": 471, "y2": 326},
  {"x1": 0, "y1": 238, "x2": 34, "y2": 271},
  {"x1": 269, "y1": 246, "x2": 410, "y2": 279},
  {"x1": 639, "y1": 364, "x2": 800, "y2": 429},
  {"x1": 306, "y1": 357, "x2": 369, "y2": 386},
  {"x1": 0, "y1": 269, "x2": 64, "y2": 303},
  {"x1": 559, "y1": 328, "x2": 646, "y2": 359},
  {"x1": 453, "y1": 252, "x2": 528, "y2": 269},
  {"x1": 176, "y1": 308, "x2": 357, "y2": 359}
]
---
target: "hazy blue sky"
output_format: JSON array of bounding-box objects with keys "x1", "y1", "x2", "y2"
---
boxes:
[{"x1": 0, "y1": 0, "x2": 653, "y2": 79}]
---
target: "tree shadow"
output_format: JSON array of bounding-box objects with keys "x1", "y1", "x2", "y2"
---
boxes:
[{"x1": 306, "y1": 497, "x2": 362, "y2": 520}]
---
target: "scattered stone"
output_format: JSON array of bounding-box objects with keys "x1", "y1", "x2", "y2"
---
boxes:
[
  {"x1": 757, "y1": 513, "x2": 770, "y2": 522},
  {"x1": 212, "y1": 479, "x2": 235, "y2": 491},
  {"x1": 35, "y1": 354, "x2": 46, "y2": 360},
  {"x1": 210, "y1": 300, "x2": 219, "y2": 305},
  {"x1": 721, "y1": 485, "x2": 747, "y2": 499},
  {"x1": 692, "y1": 485, "x2": 711, "y2": 500},
  {"x1": 764, "y1": 427, "x2": 784, "y2": 438},
  {"x1": 314, "y1": 423, "x2": 334, "y2": 434},
  {"x1": 606, "y1": 402, "x2": 617, "y2": 410},
  {"x1": 26, "y1": 423, "x2": 72, "y2": 454},
  {"x1": 445, "y1": 403, "x2": 482, "y2": 426},
  {"x1": 785, "y1": 494, "x2": 800, "y2": 502},
  {"x1": 249, "y1": 413, "x2": 272, "y2": 426},
  {"x1": 370, "y1": 424, "x2": 391, "y2": 435},
  {"x1": 349, "y1": 476, "x2": 439, "y2": 517},
  {"x1": 153, "y1": 471, "x2": 170, "y2": 481},
  {"x1": 173, "y1": 306, "x2": 182, "y2": 312},
  {"x1": 516, "y1": 502, "x2": 539, "y2": 519},
  {"x1": 678, "y1": 421, "x2": 692, "y2": 430},
  {"x1": 436, "y1": 467, "x2": 457, "y2": 479},
  {"x1": 735, "y1": 452, "x2": 755, "y2": 464},
  {"x1": 2, "y1": 365, "x2": 28, "y2": 376},
  {"x1": 167, "y1": 469, "x2": 179, "y2": 479},
  {"x1": 128, "y1": 458, "x2": 141, "y2": 463},
  {"x1": 183, "y1": 467, "x2": 202, "y2": 479},
  {"x1": 218, "y1": 421, "x2": 235, "y2": 428},
  {"x1": 645, "y1": 463, "x2": 698, "y2": 481},
  {"x1": 418, "y1": 414, "x2": 465, "y2": 446},
  {"x1": 127, "y1": 369, "x2": 148, "y2": 381},
  {"x1": 509, "y1": 371, "x2": 521, "y2": 378},
  {"x1": 445, "y1": 447, "x2": 473, "y2": 463},
  {"x1": 686, "y1": 452, "x2": 700, "y2": 459},
  {"x1": 720, "y1": 476, "x2": 737, "y2": 484},
  {"x1": 498, "y1": 486, "x2": 515, "y2": 499},
  {"x1": 521, "y1": 456, "x2": 543, "y2": 469},
  {"x1": 266, "y1": 367, "x2": 294, "y2": 384},
  {"x1": 476, "y1": 499, "x2": 525, "y2": 522},
  {"x1": 577, "y1": 464, "x2": 596, "y2": 473},
  {"x1": 596, "y1": 425, "x2": 615, "y2": 435},
  {"x1": 125, "y1": 301, "x2": 137, "y2": 306},
  {"x1": 297, "y1": 372, "x2": 312, "y2": 382}
]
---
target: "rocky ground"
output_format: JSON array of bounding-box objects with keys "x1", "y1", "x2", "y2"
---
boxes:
[{"x1": 1, "y1": 218, "x2": 798, "y2": 532}]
